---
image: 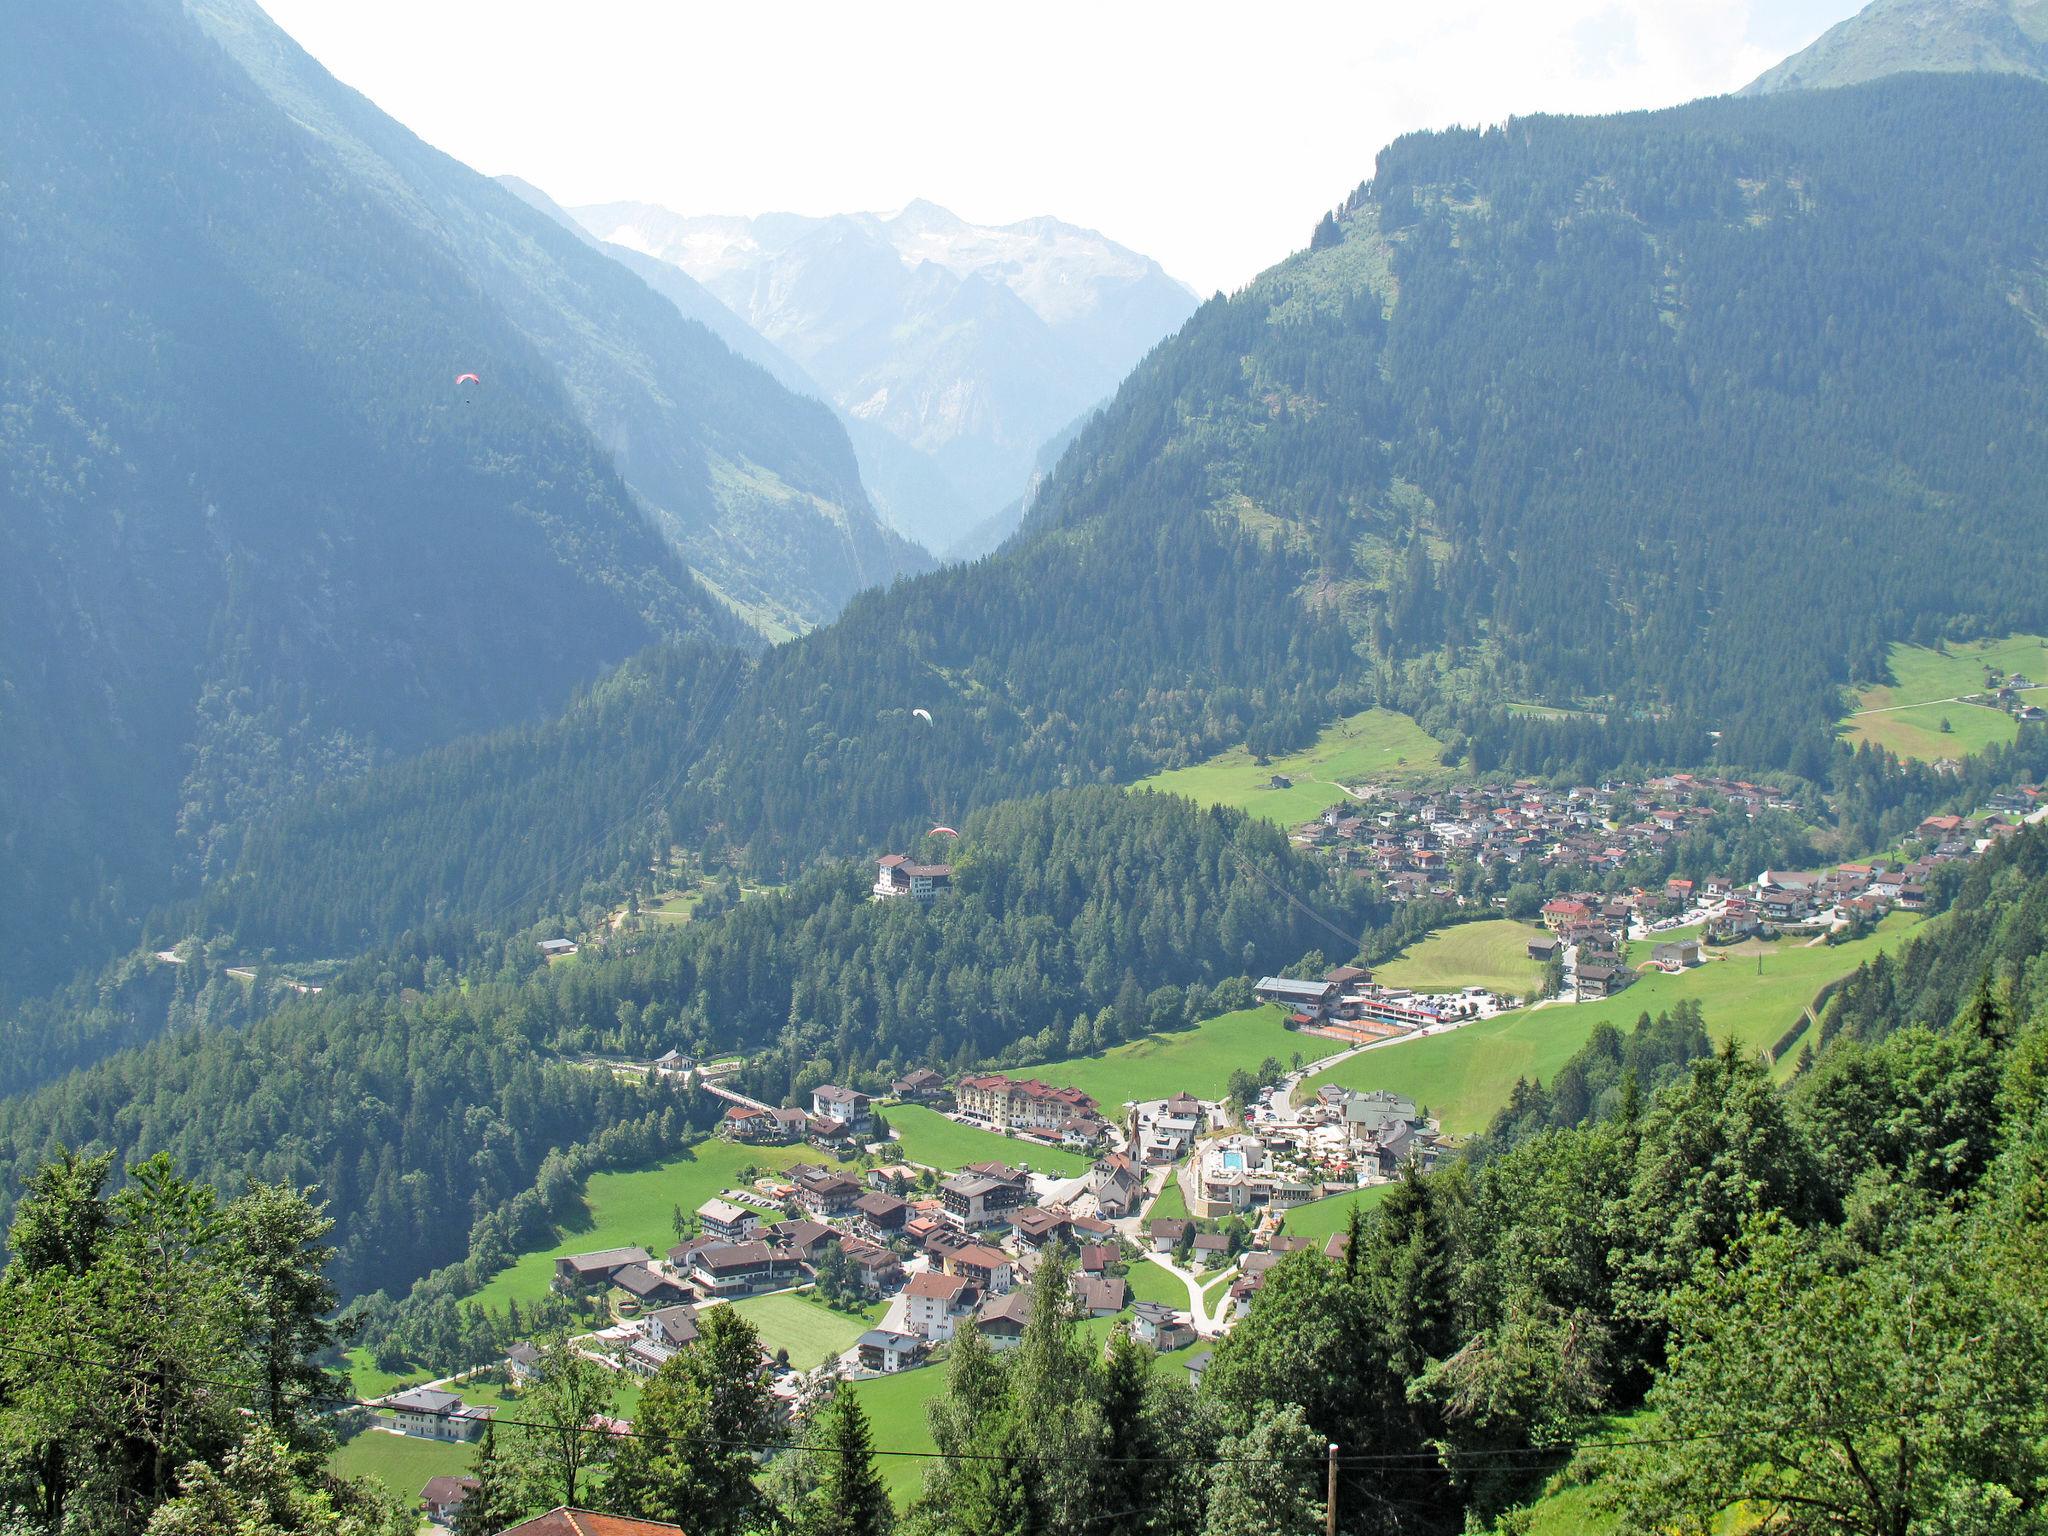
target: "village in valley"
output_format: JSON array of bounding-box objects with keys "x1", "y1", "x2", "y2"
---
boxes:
[{"x1": 366, "y1": 775, "x2": 2047, "y2": 1528}]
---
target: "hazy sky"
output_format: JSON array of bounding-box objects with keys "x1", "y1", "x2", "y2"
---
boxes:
[{"x1": 258, "y1": 0, "x2": 1863, "y2": 294}]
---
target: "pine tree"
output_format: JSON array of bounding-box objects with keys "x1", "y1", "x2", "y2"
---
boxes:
[
  {"x1": 452, "y1": 1428, "x2": 526, "y2": 1536},
  {"x1": 799, "y1": 1387, "x2": 894, "y2": 1536}
]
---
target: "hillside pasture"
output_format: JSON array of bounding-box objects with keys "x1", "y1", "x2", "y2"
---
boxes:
[
  {"x1": 1131, "y1": 707, "x2": 1447, "y2": 826},
  {"x1": 1301, "y1": 916, "x2": 1922, "y2": 1135},
  {"x1": 730, "y1": 1289, "x2": 877, "y2": 1371},
  {"x1": 466, "y1": 1138, "x2": 812, "y2": 1314},
  {"x1": 1026, "y1": 1005, "x2": 1346, "y2": 1107},
  {"x1": 885, "y1": 1104, "x2": 1091, "y2": 1177},
  {"x1": 1374, "y1": 919, "x2": 1550, "y2": 996},
  {"x1": 1842, "y1": 634, "x2": 2048, "y2": 761}
]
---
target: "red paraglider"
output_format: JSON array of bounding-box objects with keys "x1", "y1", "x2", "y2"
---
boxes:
[
  {"x1": 455, "y1": 373, "x2": 481, "y2": 386},
  {"x1": 928, "y1": 826, "x2": 959, "y2": 838}
]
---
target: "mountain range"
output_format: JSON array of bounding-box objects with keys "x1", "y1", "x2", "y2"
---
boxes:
[
  {"x1": 0, "y1": 0, "x2": 921, "y2": 997},
  {"x1": 569, "y1": 199, "x2": 1200, "y2": 553},
  {"x1": 190, "y1": 67, "x2": 2048, "y2": 965},
  {"x1": 1747, "y1": 0, "x2": 2048, "y2": 92}
]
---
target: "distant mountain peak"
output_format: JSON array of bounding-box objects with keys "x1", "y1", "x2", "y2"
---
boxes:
[
  {"x1": 566, "y1": 197, "x2": 1199, "y2": 553},
  {"x1": 1746, "y1": 0, "x2": 2048, "y2": 93}
]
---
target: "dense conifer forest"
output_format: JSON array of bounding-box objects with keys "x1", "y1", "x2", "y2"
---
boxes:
[{"x1": 149, "y1": 71, "x2": 2048, "y2": 976}]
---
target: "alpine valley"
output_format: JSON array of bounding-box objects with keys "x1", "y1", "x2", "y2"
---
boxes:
[{"x1": 5, "y1": 2, "x2": 2048, "y2": 1536}]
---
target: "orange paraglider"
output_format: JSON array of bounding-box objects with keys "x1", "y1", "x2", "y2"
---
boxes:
[{"x1": 928, "y1": 826, "x2": 959, "y2": 838}]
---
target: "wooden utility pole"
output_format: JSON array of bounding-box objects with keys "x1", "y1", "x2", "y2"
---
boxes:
[{"x1": 1326, "y1": 1442, "x2": 1339, "y2": 1535}]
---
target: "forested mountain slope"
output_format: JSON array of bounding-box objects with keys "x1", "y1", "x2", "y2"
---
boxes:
[
  {"x1": 189, "y1": 73, "x2": 2048, "y2": 962},
  {"x1": 0, "y1": 0, "x2": 749, "y2": 998},
  {"x1": 1746, "y1": 0, "x2": 2048, "y2": 93},
  {"x1": 0, "y1": 787, "x2": 1362, "y2": 1299},
  {"x1": 185, "y1": 0, "x2": 926, "y2": 634}
]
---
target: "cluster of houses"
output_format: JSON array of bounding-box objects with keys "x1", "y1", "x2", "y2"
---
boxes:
[
  {"x1": 718, "y1": 1072, "x2": 1111, "y2": 1156},
  {"x1": 1253, "y1": 967, "x2": 1509, "y2": 1039},
  {"x1": 1979, "y1": 672, "x2": 2047, "y2": 727},
  {"x1": 1286, "y1": 773, "x2": 1802, "y2": 901}
]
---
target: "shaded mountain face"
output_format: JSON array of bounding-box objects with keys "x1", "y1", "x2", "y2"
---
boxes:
[
  {"x1": 185, "y1": 0, "x2": 927, "y2": 639},
  {"x1": 1746, "y1": 0, "x2": 2048, "y2": 92},
  {"x1": 569, "y1": 199, "x2": 1198, "y2": 551},
  {"x1": 0, "y1": 0, "x2": 909, "y2": 997}
]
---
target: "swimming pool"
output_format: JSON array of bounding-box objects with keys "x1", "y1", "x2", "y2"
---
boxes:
[{"x1": 1220, "y1": 1150, "x2": 1246, "y2": 1171}]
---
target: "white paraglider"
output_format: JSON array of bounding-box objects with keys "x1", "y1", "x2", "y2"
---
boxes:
[{"x1": 911, "y1": 708, "x2": 933, "y2": 724}]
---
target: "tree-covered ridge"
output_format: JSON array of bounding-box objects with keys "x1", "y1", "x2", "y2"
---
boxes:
[
  {"x1": 167, "y1": 71, "x2": 2048, "y2": 972},
  {"x1": 1038, "y1": 73, "x2": 2048, "y2": 776},
  {"x1": 0, "y1": 786, "x2": 1363, "y2": 1301},
  {"x1": 194, "y1": 505, "x2": 1359, "y2": 959}
]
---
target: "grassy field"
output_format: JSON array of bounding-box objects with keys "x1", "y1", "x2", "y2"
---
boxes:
[
  {"x1": 342, "y1": 1349, "x2": 431, "y2": 1400},
  {"x1": 1275, "y1": 1183, "x2": 1396, "y2": 1244},
  {"x1": 468, "y1": 1139, "x2": 813, "y2": 1314},
  {"x1": 329, "y1": 1428, "x2": 473, "y2": 1501},
  {"x1": 1126, "y1": 1255, "x2": 1196, "y2": 1310},
  {"x1": 1132, "y1": 707, "x2": 1448, "y2": 827},
  {"x1": 885, "y1": 1104, "x2": 1092, "y2": 1177},
  {"x1": 731, "y1": 1290, "x2": 879, "y2": 1371},
  {"x1": 1303, "y1": 916, "x2": 1923, "y2": 1135},
  {"x1": 1145, "y1": 1177, "x2": 1191, "y2": 1223},
  {"x1": 1842, "y1": 634, "x2": 2048, "y2": 761},
  {"x1": 852, "y1": 1365, "x2": 951, "y2": 1508},
  {"x1": 1375, "y1": 920, "x2": 1550, "y2": 996},
  {"x1": 1026, "y1": 1006, "x2": 1347, "y2": 1107}
]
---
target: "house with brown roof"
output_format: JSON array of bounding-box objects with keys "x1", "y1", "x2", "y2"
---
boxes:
[
  {"x1": 953, "y1": 1074, "x2": 1101, "y2": 1137},
  {"x1": 904, "y1": 1270, "x2": 977, "y2": 1341},
  {"x1": 419, "y1": 1474, "x2": 478, "y2": 1524},
  {"x1": 944, "y1": 1244, "x2": 1015, "y2": 1294},
  {"x1": 974, "y1": 1289, "x2": 1034, "y2": 1350},
  {"x1": 853, "y1": 1190, "x2": 910, "y2": 1238},
  {"x1": 496, "y1": 1511, "x2": 686, "y2": 1536},
  {"x1": 553, "y1": 1248, "x2": 652, "y2": 1293}
]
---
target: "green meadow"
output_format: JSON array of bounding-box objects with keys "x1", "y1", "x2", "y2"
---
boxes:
[
  {"x1": 466, "y1": 1138, "x2": 813, "y2": 1314},
  {"x1": 1303, "y1": 916, "x2": 1922, "y2": 1135},
  {"x1": 884, "y1": 1104, "x2": 1092, "y2": 1177},
  {"x1": 1374, "y1": 919, "x2": 1551, "y2": 996},
  {"x1": 1275, "y1": 1183, "x2": 1396, "y2": 1245},
  {"x1": 1131, "y1": 707, "x2": 1447, "y2": 826},
  {"x1": 328, "y1": 1429, "x2": 473, "y2": 1501},
  {"x1": 731, "y1": 1289, "x2": 879, "y2": 1372},
  {"x1": 1842, "y1": 634, "x2": 2048, "y2": 761},
  {"x1": 1026, "y1": 1005, "x2": 1346, "y2": 1107}
]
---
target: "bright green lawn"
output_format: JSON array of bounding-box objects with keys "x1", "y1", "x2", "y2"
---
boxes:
[
  {"x1": 1145, "y1": 1177, "x2": 1191, "y2": 1223},
  {"x1": 1131, "y1": 707, "x2": 1448, "y2": 826},
  {"x1": 1303, "y1": 916, "x2": 1922, "y2": 1135},
  {"x1": 1027, "y1": 1006, "x2": 1346, "y2": 1107},
  {"x1": 328, "y1": 1429, "x2": 473, "y2": 1501},
  {"x1": 885, "y1": 1104, "x2": 1091, "y2": 1177},
  {"x1": 731, "y1": 1290, "x2": 879, "y2": 1372},
  {"x1": 1842, "y1": 634, "x2": 2048, "y2": 761},
  {"x1": 1126, "y1": 1256, "x2": 1196, "y2": 1310},
  {"x1": 342, "y1": 1348, "x2": 430, "y2": 1400},
  {"x1": 1276, "y1": 1183, "x2": 1396, "y2": 1244},
  {"x1": 467, "y1": 1139, "x2": 812, "y2": 1314},
  {"x1": 1376, "y1": 920, "x2": 1550, "y2": 996},
  {"x1": 849, "y1": 1366, "x2": 950, "y2": 1508}
]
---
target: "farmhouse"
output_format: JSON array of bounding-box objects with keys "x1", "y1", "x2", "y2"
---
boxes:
[
  {"x1": 553, "y1": 1247, "x2": 652, "y2": 1293},
  {"x1": 1130, "y1": 1301, "x2": 1197, "y2": 1351},
  {"x1": 688, "y1": 1240, "x2": 805, "y2": 1298},
  {"x1": 1652, "y1": 938, "x2": 1701, "y2": 972},
  {"x1": 419, "y1": 1475, "x2": 479, "y2": 1524},
  {"x1": 718, "y1": 1103, "x2": 808, "y2": 1145}
]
